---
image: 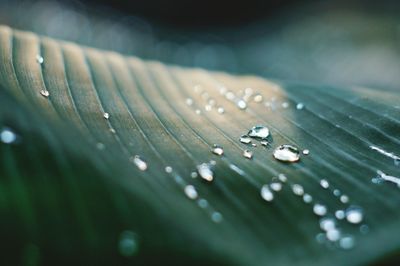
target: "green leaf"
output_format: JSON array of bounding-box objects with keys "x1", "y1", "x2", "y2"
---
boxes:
[{"x1": 0, "y1": 25, "x2": 399, "y2": 265}]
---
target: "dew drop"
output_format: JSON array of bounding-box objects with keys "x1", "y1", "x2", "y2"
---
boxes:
[
  {"x1": 340, "y1": 195, "x2": 349, "y2": 204},
  {"x1": 320, "y1": 179, "x2": 329, "y2": 189},
  {"x1": 302, "y1": 149, "x2": 310, "y2": 155},
  {"x1": 212, "y1": 144, "x2": 224, "y2": 156},
  {"x1": 296, "y1": 103, "x2": 304, "y2": 110},
  {"x1": 237, "y1": 100, "x2": 247, "y2": 110},
  {"x1": 270, "y1": 182, "x2": 282, "y2": 192},
  {"x1": 239, "y1": 135, "x2": 252, "y2": 144},
  {"x1": 339, "y1": 236, "x2": 355, "y2": 250},
  {"x1": 303, "y1": 193, "x2": 313, "y2": 203},
  {"x1": 186, "y1": 98, "x2": 193, "y2": 106},
  {"x1": 40, "y1": 89, "x2": 49, "y2": 98},
  {"x1": 243, "y1": 149, "x2": 253, "y2": 159},
  {"x1": 211, "y1": 212, "x2": 223, "y2": 223},
  {"x1": 190, "y1": 172, "x2": 198, "y2": 178},
  {"x1": 326, "y1": 228, "x2": 341, "y2": 242},
  {"x1": 333, "y1": 189, "x2": 341, "y2": 197},
  {"x1": 131, "y1": 155, "x2": 147, "y2": 171},
  {"x1": 103, "y1": 112, "x2": 110, "y2": 119},
  {"x1": 0, "y1": 128, "x2": 17, "y2": 144},
  {"x1": 248, "y1": 125, "x2": 270, "y2": 139},
  {"x1": 226, "y1": 91, "x2": 235, "y2": 101},
  {"x1": 320, "y1": 217, "x2": 336, "y2": 231},
  {"x1": 292, "y1": 184, "x2": 304, "y2": 196},
  {"x1": 184, "y1": 185, "x2": 198, "y2": 200},
  {"x1": 165, "y1": 166, "x2": 173, "y2": 173},
  {"x1": 198, "y1": 198, "x2": 208, "y2": 208},
  {"x1": 197, "y1": 163, "x2": 213, "y2": 182},
  {"x1": 345, "y1": 206, "x2": 363, "y2": 224},
  {"x1": 244, "y1": 87, "x2": 253, "y2": 95},
  {"x1": 335, "y1": 210, "x2": 345, "y2": 220},
  {"x1": 313, "y1": 203, "x2": 328, "y2": 216},
  {"x1": 217, "y1": 107, "x2": 225, "y2": 114},
  {"x1": 273, "y1": 144, "x2": 300, "y2": 162},
  {"x1": 261, "y1": 185, "x2": 274, "y2": 201},
  {"x1": 36, "y1": 54, "x2": 44, "y2": 64},
  {"x1": 118, "y1": 231, "x2": 139, "y2": 257},
  {"x1": 278, "y1": 173, "x2": 287, "y2": 182},
  {"x1": 253, "y1": 94, "x2": 263, "y2": 103}
]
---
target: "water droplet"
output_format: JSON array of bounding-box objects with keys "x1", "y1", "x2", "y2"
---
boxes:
[
  {"x1": 253, "y1": 94, "x2": 263, "y2": 103},
  {"x1": 340, "y1": 195, "x2": 349, "y2": 203},
  {"x1": 326, "y1": 228, "x2": 341, "y2": 242},
  {"x1": 237, "y1": 100, "x2": 247, "y2": 110},
  {"x1": 131, "y1": 156, "x2": 147, "y2": 171},
  {"x1": 198, "y1": 198, "x2": 208, "y2": 208},
  {"x1": 118, "y1": 231, "x2": 139, "y2": 257},
  {"x1": 36, "y1": 54, "x2": 44, "y2": 64},
  {"x1": 296, "y1": 103, "x2": 304, "y2": 110},
  {"x1": 205, "y1": 104, "x2": 212, "y2": 111},
  {"x1": 103, "y1": 112, "x2": 110, "y2": 119},
  {"x1": 211, "y1": 212, "x2": 223, "y2": 223},
  {"x1": 197, "y1": 163, "x2": 213, "y2": 182},
  {"x1": 303, "y1": 194, "x2": 313, "y2": 203},
  {"x1": 282, "y1": 102, "x2": 289, "y2": 108},
  {"x1": 335, "y1": 210, "x2": 345, "y2": 220},
  {"x1": 244, "y1": 87, "x2": 253, "y2": 95},
  {"x1": 260, "y1": 140, "x2": 269, "y2": 146},
  {"x1": 239, "y1": 135, "x2": 252, "y2": 144},
  {"x1": 0, "y1": 128, "x2": 17, "y2": 144},
  {"x1": 339, "y1": 236, "x2": 355, "y2": 250},
  {"x1": 248, "y1": 125, "x2": 270, "y2": 139},
  {"x1": 212, "y1": 144, "x2": 224, "y2": 156},
  {"x1": 261, "y1": 185, "x2": 274, "y2": 201},
  {"x1": 96, "y1": 142, "x2": 105, "y2": 150},
  {"x1": 165, "y1": 166, "x2": 173, "y2": 173},
  {"x1": 360, "y1": 224, "x2": 369, "y2": 234},
  {"x1": 316, "y1": 233, "x2": 326, "y2": 244},
  {"x1": 320, "y1": 179, "x2": 329, "y2": 189},
  {"x1": 184, "y1": 185, "x2": 198, "y2": 199},
  {"x1": 186, "y1": 98, "x2": 193, "y2": 106},
  {"x1": 345, "y1": 206, "x2": 363, "y2": 224},
  {"x1": 208, "y1": 99, "x2": 216, "y2": 106},
  {"x1": 217, "y1": 107, "x2": 225, "y2": 114},
  {"x1": 273, "y1": 144, "x2": 300, "y2": 162},
  {"x1": 270, "y1": 182, "x2": 282, "y2": 191},
  {"x1": 313, "y1": 203, "x2": 328, "y2": 216},
  {"x1": 40, "y1": 89, "x2": 49, "y2": 97},
  {"x1": 110, "y1": 128, "x2": 116, "y2": 134},
  {"x1": 243, "y1": 149, "x2": 253, "y2": 159},
  {"x1": 302, "y1": 149, "x2": 310, "y2": 155},
  {"x1": 292, "y1": 184, "x2": 304, "y2": 196},
  {"x1": 320, "y1": 217, "x2": 336, "y2": 231},
  {"x1": 226, "y1": 91, "x2": 235, "y2": 101},
  {"x1": 195, "y1": 109, "x2": 201, "y2": 115},
  {"x1": 278, "y1": 173, "x2": 287, "y2": 182},
  {"x1": 190, "y1": 172, "x2": 198, "y2": 178},
  {"x1": 333, "y1": 189, "x2": 341, "y2": 197},
  {"x1": 209, "y1": 160, "x2": 216, "y2": 166}
]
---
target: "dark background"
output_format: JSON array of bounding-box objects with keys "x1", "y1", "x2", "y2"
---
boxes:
[{"x1": 0, "y1": 0, "x2": 400, "y2": 90}]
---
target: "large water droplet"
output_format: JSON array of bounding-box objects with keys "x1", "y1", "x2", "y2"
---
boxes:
[
  {"x1": 345, "y1": 206, "x2": 363, "y2": 224},
  {"x1": 0, "y1": 128, "x2": 17, "y2": 144},
  {"x1": 212, "y1": 144, "x2": 224, "y2": 156},
  {"x1": 197, "y1": 163, "x2": 213, "y2": 182},
  {"x1": 118, "y1": 231, "x2": 139, "y2": 257},
  {"x1": 131, "y1": 155, "x2": 147, "y2": 171},
  {"x1": 248, "y1": 125, "x2": 270, "y2": 139},
  {"x1": 313, "y1": 203, "x2": 327, "y2": 216},
  {"x1": 261, "y1": 185, "x2": 274, "y2": 201},
  {"x1": 243, "y1": 149, "x2": 253, "y2": 159},
  {"x1": 184, "y1": 185, "x2": 198, "y2": 200},
  {"x1": 273, "y1": 144, "x2": 300, "y2": 162},
  {"x1": 239, "y1": 135, "x2": 252, "y2": 144}
]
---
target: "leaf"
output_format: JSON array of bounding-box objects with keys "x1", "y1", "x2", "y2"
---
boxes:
[{"x1": 0, "y1": 25, "x2": 399, "y2": 265}]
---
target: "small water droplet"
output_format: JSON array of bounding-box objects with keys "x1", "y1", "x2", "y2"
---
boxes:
[
  {"x1": 320, "y1": 217, "x2": 336, "y2": 231},
  {"x1": 260, "y1": 140, "x2": 269, "y2": 146},
  {"x1": 110, "y1": 128, "x2": 116, "y2": 134},
  {"x1": 211, "y1": 212, "x2": 223, "y2": 223},
  {"x1": 292, "y1": 184, "x2": 304, "y2": 196},
  {"x1": 248, "y1": 125, "x2": 270, "y2": 139},
  {"x1": 360, "y1": 224, "x2": 369, "y2": 234},
  {"x1": 237, "y1": 100, "x2": 247, "y2": 110},
  {"x1": 131, "y1": 156, "x2": 147, "y2": 171},
  {"x1": 197, "y1": 163, "x2": 213, "y2": 182},
  {"x1": 302, "y1": 149, "x2": 310, "y2": 155},
  {"x1": 208, "y1": 99, "x2": 216, "y2": 106},
  {"x1": 273, "y1": 144, "x2": 300, "y2": 163},
  {"x1": 244, "y1": 87, "x2": 253, "y2": 95},
  {"x1": 212, "y1": 144, "x2": 224, "y2": 156},
  {"x1": 345, "y1": 206, "x2": 363, "y2": 224},
  {"x1": 209, "y1": 160, "x2": 216, "y2": 166},
  {"x1": 335, "y1": 210, "x2": 345, "y2": 220},
  {"x1": 243, "y1": 149, "x2": 253, "y2": 159},
  {"x1": 191, "y1": 172, "x2": 198, "y2": 178},
  {"x1": 165, "y1": 166, "x2": 173, "y2": 173},
  {"x1": 320, "y1": 179, "x2": 329, "y2": 189},
  {"x1": 333, "y1": 189, "x2": 341, "y2": 197},
  {"x1": 36, "y1": 54, "x2": 44, "y2": 64},
  {"x1": 198, "y1": 198, "x2": 208, "y2": 208},
  {"x1": 296, "y1": 103, "x2": 304, "y2": 110},
  {"x1": 1, "y1": 128, "x2": 17, "y2": 144},
  {"x1": 118, "y1": 231, "x2": 139, "y2": 257},
  {"x1": 340, "y1": 195, "x2": 349, "y2": 204},
  {"x1": 270, "y1": 182, "x2": 282, "y2": 191},
  {"x1": 96, "y1": 142, "x2": 105, "y2": 150},
  {"x1": 195, "y1": 109, "x2": 201, "y2": 115},
  {"x1": 282, "y1": 102, "x2": 289, "y2": 108},
  {"x1": 253, "y1": 94, "x2": 263, "y2": 103},
  {"x1": 303, "y1": 193, "x2": 313, "y2": 203},
  {"x1": 239, "y1": 135, "x2": 252, "y2": 144},
  {"x1": 205, "y1": 104, "x2": 212, "y2": 111},
  {"x1": 184, "y1": 185, "x2": 198, "y2": 200},
  {"x1": 316, "y1": 233, "x2": 326, "y2": 244},
  {"x1": 226, "y1": 91, "x2": 235, "y2": 101},
  {"x1": 186, "y1": 98, "x2": 193, "y2": 106},
  {"x1": 339, "y1": 236, "x2": 355, "y2": 250},
  {"x1": 40, "y1": 89, "x2": 49, "y2": 97},
  {"x1": 313, "y1": 203, "x2": 328, "y2": 216},
  {"x1": 278, "y1": 173, "x2": 287, "y2": 182},
  {"x1": 103, "y1": 112, "x2": 110, "y2": 119},
  {"x1": 217, "y1": 107, "x2": 225, "y2": 114},
  {"x1": 326, "y1": 228, "x2": 341, "y2": 242},
  {"x1": 261, "y1": 185, "x2": 274, "y2": 201}
]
